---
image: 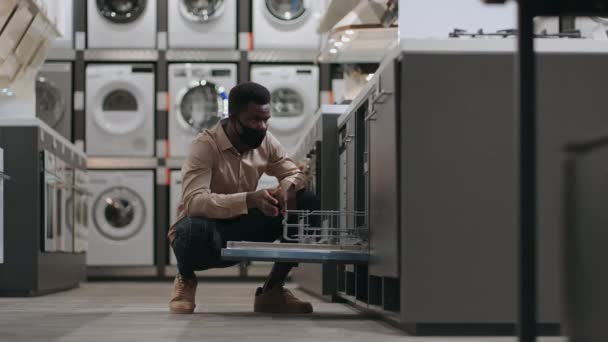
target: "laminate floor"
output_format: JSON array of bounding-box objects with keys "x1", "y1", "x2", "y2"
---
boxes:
[{"x1": 0, "y1": 281, "x2": 566, "y2": 342}]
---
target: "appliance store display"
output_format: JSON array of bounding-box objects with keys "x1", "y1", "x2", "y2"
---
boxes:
[
  {"x1": 168, "y1": 0, "x2": 237, "y2": 49},
  {"x1": 250, "y1": 64, "x2": 319, "y2": 156},
  {"x1": 168, "y1": 63, "x2": 237, "y2": 157},
  {"x1": 169, "y1": 170, "x2": 181, "y2": 265},
  {"x1": 87, "y1": 170, "x2": 154, "y2": 266},
  {"x1": 36, "y1": 63, "x2": 72, "y2": 141},
  {"x1": 252, "y1": 0, "x2": 322, "y2": 50},
  {"x1": 87, "y1": 0, "x2": 157, "y2": 48},
  {"x1": 86, "y1": 64, "x2": 155, "y2": 157}
]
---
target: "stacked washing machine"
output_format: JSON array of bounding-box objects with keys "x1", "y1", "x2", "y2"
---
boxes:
[
  {"x1": 251, "y1": 64, "x2": 319, "y2": 190},
  {"x1": 168, "y1": 0, "x2": 237, "y2": 49},
  {"x1": 84, "y1": 63, "x2": 157, "y2": 267},
  {"x1": 85, "y1": 0, "x2": 158, "y2": 267},
  {"x1": 87, "y1": 0, "x2": 157, "y2": 49},
  {"x1": 252, "y1": 0, "x2": 323, "y2": 50}
]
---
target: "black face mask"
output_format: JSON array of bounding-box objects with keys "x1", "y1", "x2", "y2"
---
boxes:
[{"x1": 236, "y1": 118, "x2": 266, "y2": 149}]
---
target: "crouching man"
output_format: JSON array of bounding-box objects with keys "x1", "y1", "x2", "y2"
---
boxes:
[{"x1": 168, "y1": 82, "x2": 319, "y2": 314}]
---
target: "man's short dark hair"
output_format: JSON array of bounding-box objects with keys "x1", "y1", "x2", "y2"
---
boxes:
[{"x1": 228, "y1": 82, "x2": 271, "y2": 116}]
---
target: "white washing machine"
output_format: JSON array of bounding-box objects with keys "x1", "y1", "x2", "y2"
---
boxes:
[
  {"x1": 36, "y1": 63, "x2": 72, "y2": 141},
  {"x1": 168, "y1": 63, "x2": 237, "y2": 157},
  {"x1": 87, "y1": 0, "x2": 157, "y2": 48},
  {"x1": 87, "y1": 170, "x2": 154, "y2": 266},
  {"x1": 86, "y1": 64, "x2": 155, "y2": 157},
  {"x1": 252, "y1": 0, "x2": 323, "y2": 50},
  {"x1": 251, "y1": 65, "x2": 318, "y2": 191},
  {"x1": 168, "y1": 0, "x2": 237, "y2": 49},
  {"x1": 251, "y1": 64, "x2": 319, "y2": 155},
  {"x1": 48, "y1": 0, "x2": 73, "y2": 49},
  {"x1": 169, "y1": 170, "x2": 182, "y2": 265},
  {"x1": 576, "y1": 17, "x2": 608, "y2": 39}
]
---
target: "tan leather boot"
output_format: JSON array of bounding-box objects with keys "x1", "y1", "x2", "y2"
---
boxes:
[
  {"x1": 169, "y1": 275, "x2": 197, "y2": 314},
  {"x1": 253, "y1": 286, "x2": 313, "y2": 314}
]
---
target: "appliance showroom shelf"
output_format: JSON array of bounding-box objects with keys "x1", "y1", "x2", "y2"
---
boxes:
[
  {"x1": 84, "y1": 49, "x2": 159, "y2": 62},
  {"x1": 87, "y1": 157, "x2": 159, "y2": 169},
  {"x1": 166, "y1": 49, "x2": 241, "y2": 62},
  {"x1": 318, "y1": 25, "x2": 398, "y2": 63},
  {"x1": 221, "y1": 242, "x2": 369, "y2": 264},
  {"x1": 164, "y1": 157, "x2": 186, "y2": 169},
  {"x1": 247, "y1": 49, "x2": 318, "y2": 63},
  {"x1": 46, "y1": 49, "x2": 77, "y2": 61}
]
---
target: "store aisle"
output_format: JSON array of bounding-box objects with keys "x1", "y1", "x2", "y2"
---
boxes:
[{"x1": 0, "y1": 282, "x2": 564, "y2": 342}]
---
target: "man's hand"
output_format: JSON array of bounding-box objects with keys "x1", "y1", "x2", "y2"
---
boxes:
[
  {"x1": 271, "y1": 183, "x2": 297, "y2": 215},
  {"x1": 246, "y1": 189, "x2": 280, "y2": 217}
]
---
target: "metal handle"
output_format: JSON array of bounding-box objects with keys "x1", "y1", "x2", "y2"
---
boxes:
[
  {"x1": 0, "y1": 172, "x2": 10, "y2": 181},
  {"x1": 373, "y1": 90, "x2": 393, "y2": 105},
  {"x1": 365, "y1": 109, "x2": 377, "y2": 122},
  {"x1": 343, "y1": 134, "x2": 354, "y2": 144}
]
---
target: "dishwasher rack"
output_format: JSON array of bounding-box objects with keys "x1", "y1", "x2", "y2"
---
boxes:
[{"x1": 221, "y1": 210, "x2": 369, "y2": 264}]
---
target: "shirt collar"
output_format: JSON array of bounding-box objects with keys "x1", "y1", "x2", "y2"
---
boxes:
[{"x1": 214, "y1": 120, "x2": 235, "y2": 152}]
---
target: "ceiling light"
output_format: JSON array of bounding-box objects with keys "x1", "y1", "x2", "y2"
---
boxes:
[
  {"x1": 341, "y1": 36, "x2": 351, "y2": 43},
  {"x1": 334, "y1": 41, "x2": 343, "y2": 47},
  {"x1": 345, "y1": 29, "x2": 355, "y2": 35},
  {"x1": 329, "y1": 48, "x2": 338, "y2": 54}
]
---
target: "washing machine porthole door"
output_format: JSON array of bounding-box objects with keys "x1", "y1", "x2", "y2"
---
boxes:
[
  {"x1": 93, "y1": 187, "x2": 145, "y2": 241},
  {"x1": 103, "y1": 89, "x2": 138, "y2": 111},
  {"x1": 270, "y1": 88, "x2": 304, "y2": 117},
  {"x1": 36, "y1": 78, "x2": 65, "y2": 128},
  {"x1": 265, "y1": 0, "x2": 306, "y2": 22},
  {"x1": 96, "y1": 88, "x2": 145, "y2": 135},
  {"x1": 180, "y1": 0, "x2": 225, "y2": 22},
  {"x1": 178, "y1": 81, "x2": 227, "y2": 132},
  {"x1": 97, "y1": 0, "x2": 147, "y2": 24}
]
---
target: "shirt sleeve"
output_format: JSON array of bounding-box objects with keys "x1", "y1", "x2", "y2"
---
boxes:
[
  {"x1": 181, "y1": 139, "x2": 248, "y2": 219},
  {"x1": 264, "y1": 133, "x2": 307, "y2": 191}
]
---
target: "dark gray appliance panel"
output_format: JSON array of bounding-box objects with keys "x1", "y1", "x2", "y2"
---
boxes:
[
  {"x1": 367, "y1": 59, "x2": 399, "y2": 278},
  {"x1": 536, "y1": 54, "x2": 608, "y2": 323},
  {"x1": 400, "y1": 53, "x2": 518, "y2": 323}
]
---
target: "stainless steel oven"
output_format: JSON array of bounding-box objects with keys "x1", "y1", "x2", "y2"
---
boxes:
[
  {"x1": 60, "y1": 159, "x2": 74, "y2": 253},
  {"x1": 42, "y1": 151, "x2": 59, "y2": 252},
  {"x1": 73, "y1": 169, "x2": 90, "y2": 253}
]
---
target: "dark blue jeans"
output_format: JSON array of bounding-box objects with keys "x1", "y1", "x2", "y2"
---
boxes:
[{"x1": 171, "y1": 190, "x2": 320, "y2": 277}]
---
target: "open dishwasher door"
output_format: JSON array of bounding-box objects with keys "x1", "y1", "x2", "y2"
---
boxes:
[{"x1": 221, "y1": 210, "x2": 369, "y2": 264}]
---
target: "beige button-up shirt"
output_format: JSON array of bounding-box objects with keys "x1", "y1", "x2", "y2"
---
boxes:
[{"x1": 167, "y1": 121, "x2": 306, "y2": 242}]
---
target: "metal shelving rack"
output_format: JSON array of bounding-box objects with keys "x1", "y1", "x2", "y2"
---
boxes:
[{"x1": 43, "y1": 0, "x2": 333, "y2": 279}]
